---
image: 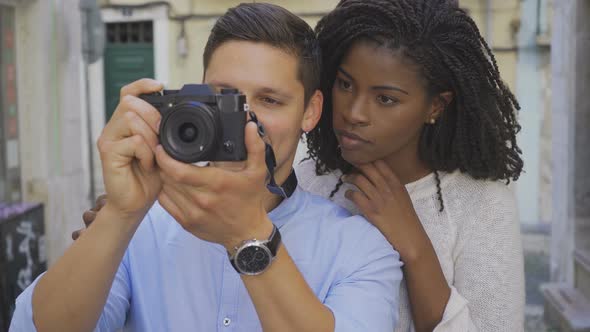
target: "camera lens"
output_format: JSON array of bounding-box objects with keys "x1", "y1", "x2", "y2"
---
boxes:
[
  {"x1": 179, "y1": 123, "x2": 198, "y2": 143},
  {"x1": 159, "y1": 101, "x2": 219, "y2": 162}
]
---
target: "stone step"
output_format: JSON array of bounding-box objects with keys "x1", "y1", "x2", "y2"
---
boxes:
[
  {"x1": 575, "y1": 249, "x2": 590, "y2": 300},
  {"x1": 542, "y1": 283, "x2": 590, "y2": 332}
]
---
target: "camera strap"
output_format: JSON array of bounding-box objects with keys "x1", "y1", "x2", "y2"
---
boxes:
[{"x1": 248, "y1": 112, "x2": 297, "y2": 198}]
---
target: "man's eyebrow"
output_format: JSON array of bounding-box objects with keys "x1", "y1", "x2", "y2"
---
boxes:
[
  {"x1": 257, "y1": 86, "x2": 294, "y2": 101},
  {"x1": 207, "y1": 81, "x2": 235, "y2": 90},
  {"x1": 207, "y1": 81, "x2": 294, "y2": 101}
]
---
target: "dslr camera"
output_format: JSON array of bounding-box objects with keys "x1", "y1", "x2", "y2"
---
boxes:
[{"x1": 139, "y1": 84, "x2": 247, "y2": 163}]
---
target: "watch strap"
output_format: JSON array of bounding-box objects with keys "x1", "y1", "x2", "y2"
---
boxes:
[{"x1": 266, "y1": 224, "x2": 281, "y2": 257}]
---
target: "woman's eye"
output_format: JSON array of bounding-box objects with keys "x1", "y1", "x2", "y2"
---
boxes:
[
  {"x1": 336, "y1": 78, "x2": 352, "y2": 92},
  {"x1": 377, "y1": 95, "x2": 398, "y2": 106}
]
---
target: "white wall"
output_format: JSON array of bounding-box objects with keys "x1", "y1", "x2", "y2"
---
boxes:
[{"x1": 15, "y1": 0, "x2": 90, "y2": 265}]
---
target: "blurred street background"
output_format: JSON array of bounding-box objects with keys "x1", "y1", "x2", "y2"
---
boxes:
[{"x1": 0, "y1": 0, "x2": 588, "y2": 331}]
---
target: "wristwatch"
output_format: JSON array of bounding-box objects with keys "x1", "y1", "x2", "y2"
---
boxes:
[{"x1": 228, "y1": 224, "x2": 281, "y2": 275}]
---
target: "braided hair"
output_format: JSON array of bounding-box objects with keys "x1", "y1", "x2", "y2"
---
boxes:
[{"x1": 306, "y1": 0, "x2": 523, "y2": 209}]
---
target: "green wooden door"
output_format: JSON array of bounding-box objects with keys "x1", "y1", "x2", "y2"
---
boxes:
[{"x1": 103, "y1": 21, "x2": 154, "y2": 121}]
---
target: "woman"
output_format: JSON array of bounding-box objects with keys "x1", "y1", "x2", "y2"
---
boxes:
[{"x1": 297, "y1": 0, "x2": 525, "y2": 331}]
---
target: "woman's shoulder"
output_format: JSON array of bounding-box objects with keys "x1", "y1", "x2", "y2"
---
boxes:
[
  {"x1": 294, "y1": 158, "x2": 359, "y2": 214},
  {"x1": 442, "y1": 171, "x2": 519, "y2": 231},
  {"x1": 445, "y1": 171, "x2": 516, "y2": 207},
  {"x1": 410, "y1": 170, "x2": 515, "y2": 209},
  {"x1": 295, "y1": 158, "x2": 342, "y2": 196}
]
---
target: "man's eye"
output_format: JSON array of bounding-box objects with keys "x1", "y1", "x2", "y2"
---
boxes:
[
  {"x1": 336, "y1": 78, "x2": 352, "y2": 92},
  {"x1": 261, "y1": 97, "x2": 281, "y2": 105},
  {"x1": 377, "y1": 95, "x2": 398, "y2": 106}
]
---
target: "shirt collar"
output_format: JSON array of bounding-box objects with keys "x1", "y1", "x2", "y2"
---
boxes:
[{"x1": 268, "y1": 185, "x2": 303, "y2": 229}]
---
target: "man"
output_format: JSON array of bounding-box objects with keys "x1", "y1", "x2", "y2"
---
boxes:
[{"x1": 10, "y1": 3, "x2": 402, "y2": 331}]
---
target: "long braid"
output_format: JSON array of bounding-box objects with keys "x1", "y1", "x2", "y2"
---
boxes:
[
  {"x1": 329, "y1": 177, "x2": 345, "y2": 199},
  {"x1": 307, "y1": 0, "x2": 523, "y2": 208},
  {"x1": 434, "y1": 171, "x2": 444, "y2": 212}
]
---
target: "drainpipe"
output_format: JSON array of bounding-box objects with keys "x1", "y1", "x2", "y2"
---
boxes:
[{"x1": 80, "y1": 0, "x2": 104, "y2": 205}]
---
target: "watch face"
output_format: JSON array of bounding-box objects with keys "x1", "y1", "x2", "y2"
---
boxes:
[{"x1": 235, "y1": 244, "x2": 272, "y2": 275}]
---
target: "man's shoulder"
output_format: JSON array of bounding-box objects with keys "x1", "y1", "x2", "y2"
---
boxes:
[
  {"x1": 295, "y1": 187, "x2": 364, "y2": 230},
  {"x1": 292, "y1": 188, "x2": 393, "y2": 256},
  {"x1": 298, "y1": 186, "x2": 350, "y2": 215},
  {"x1": 279, "y1": 188, "x2": 399, "y2": 287}
]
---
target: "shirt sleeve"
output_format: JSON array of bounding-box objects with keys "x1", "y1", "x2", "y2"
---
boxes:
[
  {"x1": 433, "y1": 186, "x2": 525, "y2": 332},
  {"x1": 9, "y1": 251, "x2": 133, "y2": 332},
  {"x1": 9, "y1": 273, "x2": 44, "y2": 332},
  {"x1": 323, "y1": 223, "x2": 404, "y2": 332},
  {"x1": 94, "y1": 251, "x2": 132, "y2": 331}
]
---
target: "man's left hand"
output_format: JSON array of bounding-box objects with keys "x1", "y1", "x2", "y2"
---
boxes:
[{"x1": 155, "y1": 121, "x2": 273, "y2": 251}]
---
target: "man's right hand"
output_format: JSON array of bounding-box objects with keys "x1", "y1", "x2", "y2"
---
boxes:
[
  {"x1": 30, "y1": 79, "x2": 164, "y2": 332},
  {"x1": 97, "y1": 78, "x2": 163, "y2": 224}
]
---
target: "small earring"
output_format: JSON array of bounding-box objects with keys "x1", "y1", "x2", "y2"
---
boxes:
[{"x1": 429, "y1": 118, "x2": 436, "y2": 124}]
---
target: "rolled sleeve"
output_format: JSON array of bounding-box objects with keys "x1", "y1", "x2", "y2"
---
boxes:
[
  {"x1": 433, "y1": 286, "x2": 478, "y2": 332},
  {"x1": 9, "y1": 251, "x2": 131, "y2": 332},
  {"x1": 9, "y1": 274, "x2": 44, "y2": 332},
  {"x1": 94, "y1": 252, "x2": 132, "y2": 331}
]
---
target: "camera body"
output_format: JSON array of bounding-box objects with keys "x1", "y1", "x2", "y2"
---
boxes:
[{"x1": 139, "y1": 84, "x2": 247, "y2": 163}]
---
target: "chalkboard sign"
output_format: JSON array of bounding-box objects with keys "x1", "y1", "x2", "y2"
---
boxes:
[{"x1": 0, "y1": 202, "x2": 45, "y2": 331}]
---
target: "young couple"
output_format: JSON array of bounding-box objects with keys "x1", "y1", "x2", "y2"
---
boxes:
[{"x1": 11, "y1": 1, "x2": 524, "y2": 331}]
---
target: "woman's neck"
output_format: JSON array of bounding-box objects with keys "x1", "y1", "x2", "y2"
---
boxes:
[{"x1": 383, "y1": 141, "x2": 432, "y2": 186}]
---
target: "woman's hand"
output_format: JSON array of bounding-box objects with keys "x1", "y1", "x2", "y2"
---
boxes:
[{"x1": 343, "y1": 160, "x2": 427, "y2": 262}]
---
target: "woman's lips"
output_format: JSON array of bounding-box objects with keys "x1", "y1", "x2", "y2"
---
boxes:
[{"x1": 335, "y1": 129, "x2": 370, "y2": 149}]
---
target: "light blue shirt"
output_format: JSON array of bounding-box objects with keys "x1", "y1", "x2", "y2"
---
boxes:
[{"x1": 10, "y1": 187, "x2": 402, "y2": 331}]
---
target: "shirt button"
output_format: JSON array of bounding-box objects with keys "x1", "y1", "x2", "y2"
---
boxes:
[{"x1": 223, "y1": 317, "x2": 231, "y2": 326}]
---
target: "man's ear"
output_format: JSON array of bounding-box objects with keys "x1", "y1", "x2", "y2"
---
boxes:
[
  {"x1": 426, "y1": 91, "x2": 453, "y2": 123},
  {"x1": 301, "y1": 90, "x2": 323, "y2": 133}
]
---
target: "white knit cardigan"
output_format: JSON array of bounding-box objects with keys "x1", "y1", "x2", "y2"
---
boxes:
[{"x1": 295, "y1": 159, "x2": 525, "y2": 332}]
